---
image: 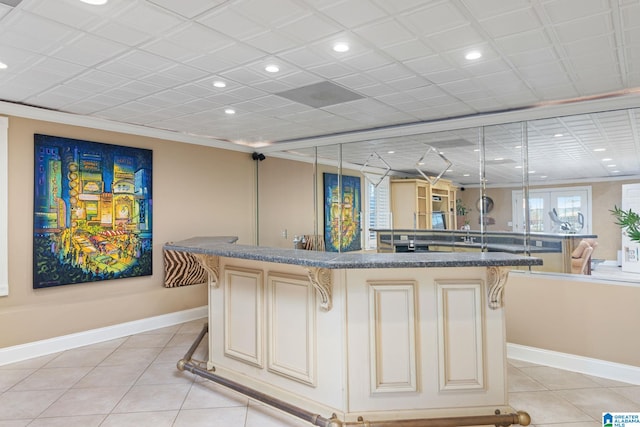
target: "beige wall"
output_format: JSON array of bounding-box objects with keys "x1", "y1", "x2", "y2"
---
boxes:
[
  {"x1": 458, "y1": 181, "x2": 639, "y2": 260},
  {"x1": 506, "y1": 273, "x2": 640, "y2": 367},
  {"x1": 0, "y1": 116, "x2": 256, "y2": 348}
]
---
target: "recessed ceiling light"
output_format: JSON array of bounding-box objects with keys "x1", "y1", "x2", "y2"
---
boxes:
[
  {"x1": 265, "y1": 64, "x2": 280, "y2": 73},
  {"x1": 515, "y1": 165, "x2": 522, "y2": 169},
  {"x1": 224, "y1": 108, "x2": 236, "y2": 115},
  {"x1": 528, "y1": 170, "x2": 536, "y2": 174},
  {"x1": 0, "y1": 62, "x2": 7, "y2": 70},
  {"x1": 612, "y1": 170, "x2": 620, "y2": 173},
  {"x1": 602, "y1": 158, "x2": 612, "y2": 161},
  {"x1": 80, "y1": 0, "x2": 108, "y2": 5},
  {"x1": 554, "y1": 133, "x2": 563, "y2": 137},
  {"x1": 607, "y1": 164, "x2": 617, "y2": 167},
  {"x1": 387, "y1": 151, "x2": 395, "y2": 154},
  {"x1": 594, "y1": 148, "x2": 606, "y2": 152},
  {"x1": 465, "y1": 50, "x2": 482, "y2": 60},
  {"x1": 463, "y1": 174, "x2": 470, "y2": 177},
  {"x1": 212, "y1": 80, "x2": 226, "y2": 88},
  {"x1": 333, "y1": 42, "x2": 349, "y2": 53},
  {"x1": 494, "y1": 157, "x2": 504, "y2": 161}
]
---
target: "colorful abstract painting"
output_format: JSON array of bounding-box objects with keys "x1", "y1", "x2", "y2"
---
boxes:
[
  {"x1": 33, "y1": 134, "x2": 152, "y2": 288},
  {"x1": 323, "y1": 173, "x2": 361, "y2": 252}
]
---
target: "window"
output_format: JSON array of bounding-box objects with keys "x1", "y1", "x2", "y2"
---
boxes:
[
  {"x1": 512, "y1": 186, "x2": 592, "y2": 234},
  {"x1": 363, "y1": 175, "x2": 390, "y2": 250}
]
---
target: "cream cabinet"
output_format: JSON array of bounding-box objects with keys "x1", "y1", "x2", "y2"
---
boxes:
[{"x1": 390, "y1": 178, "x2": 457, "y2": 230}]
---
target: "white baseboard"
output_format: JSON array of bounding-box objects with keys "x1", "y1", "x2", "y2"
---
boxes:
[
  {"x1": 0, "y1": 306, "x2": 207, "y2": 366},
  {"x1": 507, "y1": 343, "x2": 640, "y2": 385}
]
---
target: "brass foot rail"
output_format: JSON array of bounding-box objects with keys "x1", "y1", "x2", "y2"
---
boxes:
[{"x1": 177, "y1": 323, "x2": 530, "y2": 427}]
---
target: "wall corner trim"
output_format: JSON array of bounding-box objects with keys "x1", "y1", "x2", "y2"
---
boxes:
[
  {"x1": 0, "y1": 306, "x2": 207, "y2": 366},
  {"x1": 507, "y1": 342, "x2": 640, "y2": 385}
]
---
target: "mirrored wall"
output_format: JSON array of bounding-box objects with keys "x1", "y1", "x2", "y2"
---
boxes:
[{"x1": 257, "y1": 107, "x2": 640, "y2": 283}]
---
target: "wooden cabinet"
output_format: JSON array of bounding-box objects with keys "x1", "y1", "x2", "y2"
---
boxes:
[{"x1": 390, "y1": 178, "x2": 457, "y2": 229}]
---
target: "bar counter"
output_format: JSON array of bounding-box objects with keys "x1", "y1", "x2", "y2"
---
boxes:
[{"x1": 165, "y1": 237, "x2": 540, "y2": 426}]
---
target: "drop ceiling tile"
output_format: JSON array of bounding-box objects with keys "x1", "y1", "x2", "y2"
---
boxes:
[
  {"x1": 460, "y1": 0, "x2": 531, "y2": 21},
  {"x1": 398, "y1": 2, "x2": 468, "y2": 37},
  {"x1": 1, "y1": 12, "x2": 76, "y2": 54},
  {"x1": 507, "y1": 46, "x2": 559, "y2": 68},
  {"x1": 185, "y1": 54, "x2": 236, "y2": 74},
  {"x1": 342, "y1": 50, "x2": 393, "y2": 71},
  {"x1": 197, "y1": 7, "x2": 266, "y2": 40},
  {"x1": 371, "y1": 0, "x2": 430, "y2": 15},
  {"x1": 53, "y1": 33, "x2": 127, "y2": 67},
  {"x1": 210, "y1": 43, "x2": 266, "y2": 66},
  {"x1": 425, "y1": 68, "x2": 471, "y2": 85},
  {"x1": 552, "y1": 13, "x2": 613, "y2": 44},
  {"x1": 321, "y1": 0, "x2": 388, "y2": 28},
  {"x1": 236, "y1": 0, "x2": 308, "y2": 28},
  {"x1": 403, "y1": 54, "x2": 453, "y2": 75},
  {"x1": 166, "y1": 23, "x2": 235, "y2": 54},
  {"x1": 277, "y1": 12, "x2": 343, "y2": 44},
  {"x1": 352, "y1": 18, "x2": 414, "y2": 48},
  {"x1": 307, "y1": 62, "x2": 355, "y2": 79},
  {"x1": 277, "y1": 45, "x2": 333, "y2": 69},
  {"x1": 355, "y1": 83, "x2": 397, "y2": 98},
  {"x1": 542, "y1": 0, "x2": 610, "y2": 23},
  {"x1": 139, "y1": 72, "x2": 192, "y2": 88},
  {"x1": 113, "y1": 1, "x2": 184, "y2": 36},
  {"x1": 219, "y1": 66, "x2": 269, "y2": 86},
  {"x1": 92, "y1": 20, "x2": 152, "y2": 46},
  {"x1": 493, "y1": 29, "x2": 551, "y2": 55},
  {"x1": 141, "y1": 39, "x2": 202, "y2": 62},
  {"x1": 244, "y1": 30, "x2": 299, "y2": 54},
  {"x1": 147, "y1": 0, "x2": 225, "y2": 19},
  {"x1": 22, "y1": 0, "x2": 101, "y2": 29},
  {"x1": 427, "y1": 24, "x2": 486, "y2": 52},
  {"x1": 483, "y1": 8, "x2": 542, "y2": 40},
  {"x1": 379, "y1": 38, "x2": 434, "y2": 62},
  {"x1": 366, "y1": 63, "x2": 414, "y2": 82}
]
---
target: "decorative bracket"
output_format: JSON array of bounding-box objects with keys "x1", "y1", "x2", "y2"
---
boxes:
[
  {"x1": 486, "y1": 266, "x2": 509, "y2": 309},
  {"x1": 193, "y1": 254, "x2": 220, "y2": 288},
  {"x1": 305, "y1": 267, "x2": 333, "y2": 311}
]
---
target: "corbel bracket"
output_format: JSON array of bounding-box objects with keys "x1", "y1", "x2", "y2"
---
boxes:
[
  {"x1": 305, "y1": 267, "x2": 333, "y2": 311},
  {"x1": 193, "y1": 254, "x2": 220, "y2": 288},
  {"x1": 486, "y1": 266, "x2": 509, "y2": 309}
]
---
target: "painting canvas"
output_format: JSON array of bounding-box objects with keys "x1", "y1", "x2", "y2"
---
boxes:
[
  {"x1": 33, "y1": 134, "x2": 152, "y2": 288},
  {"x1": 323, "y1": 173, "x2": 361, "y2": 252}
]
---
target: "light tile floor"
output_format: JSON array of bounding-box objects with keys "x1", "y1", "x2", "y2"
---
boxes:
[{"x1": 1, "y1": 318, "x2": 639, "y2": 426}]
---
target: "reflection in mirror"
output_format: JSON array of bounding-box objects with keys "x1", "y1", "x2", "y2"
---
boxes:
[{"x1": 261, "y1": 107, "x2": 640, "y2": 283}]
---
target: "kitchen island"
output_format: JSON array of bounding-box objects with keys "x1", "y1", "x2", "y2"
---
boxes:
[{"x1": 165, "y1": 237, "x2": 541, "y2": 426}]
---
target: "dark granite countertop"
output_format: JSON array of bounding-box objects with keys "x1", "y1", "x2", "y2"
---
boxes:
[{"x1": 164, "y1": 236, "x2": 542, "y2": 269}]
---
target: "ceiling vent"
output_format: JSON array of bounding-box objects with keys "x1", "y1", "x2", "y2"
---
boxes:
[{"x1": 276, "y1": 81, "x2": 364, "y2": 108}]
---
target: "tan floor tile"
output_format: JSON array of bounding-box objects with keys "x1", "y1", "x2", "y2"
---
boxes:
[
  {"x1": 100, "y1": 410, "x2": 178, "y2": 427},
  {"x1": 0, "y1": 369, "x2": 34, "y2": 392},
  {"x1": 518, "y1": 366, "x2": 604, "y2": 390},
  {"x1": 44, "y1": 348, "x2": 113, "y2": 368},
  {"x1": 113, "y1": 383, "x2": 191, "y2": 413},
  {"x1": 135, "y1": 362, "x2": 195, "y2": 385},
  {"x1": 176, "y1": 320, "x2": 208, "y2": 335},
  {"x1": 0, "y1": 354, "x2": 59, "y2": 370},
  {"x1": 509, "y1": 391, "x2": 593, "y2": 424},
  {"x1": 73, "y1": 363, "x2": 146, "y2": 388},
  {"x1": 140, "y1": 324, "x2": 182, "y2": 335},
  {"x1": 98, "y1": 346, "x2": 161, "y2": 367},
  {"x1": 153, "y1": 345, "x2": 190, "y2": 364},
  {"x1": 556, "y1": 388, "x2": 640, "y2": 420},
  {"x1": 0, "y1": 389, "x2": 66, "y2": 420},
  {"x1": 246, "y1": 404, "x2": 311, "y2": 427},
  {"x1": 11, "y1": 367, "x2": 92, "y2": 391},
  {"x1": 28, "y1": 415, "x2": 106, "y2": 426},
  {"x1": 172, "y1": 407, "x2": 247, "y2": 427},
  {"x1": 79, "y1": 338, "x2": 127, "y2": 350},
  {"x1": 611, "y1": 386, "x2": 640, "y2": 405},
  {"x1": 40, "y1": 386, "x2": 130, "y2": 417},
  {"x1": 166, "y1": 333, "x2": 201, "y2": 348},
  {"x1": 508, "y1": 366, "x2": 547, "y2": 392},
  {"x1": 120, "y1": 333, "x2": 174, "y2": 349},
  {"x1": 0, "y1": 420, "x2": 31, "y2": 426},
  {"x1": 182, "y1": 381, "x2": 248, "y2": 409}
]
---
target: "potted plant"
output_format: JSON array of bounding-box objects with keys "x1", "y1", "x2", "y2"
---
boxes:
[
  {"x1": 611, "y1": 205, "x2": 640, "y2": 242},
  {"x1": 456, "y1": 198, "x2": 470, "y2": 230}
]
